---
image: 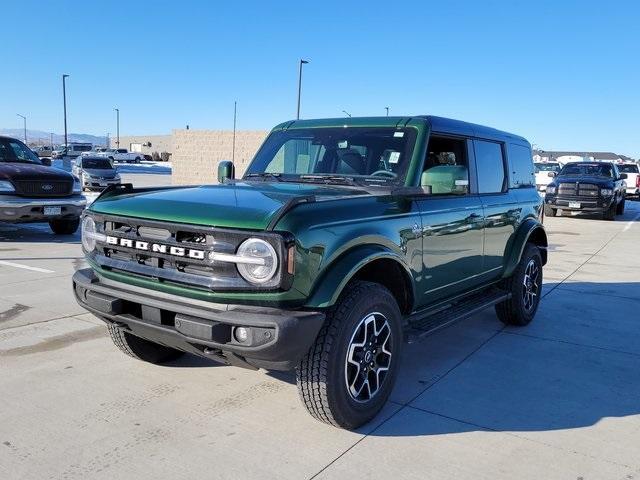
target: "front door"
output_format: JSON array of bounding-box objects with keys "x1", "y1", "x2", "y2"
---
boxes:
[{"x1": 415, "y1": 136, "x2": 485, "y2": 307}]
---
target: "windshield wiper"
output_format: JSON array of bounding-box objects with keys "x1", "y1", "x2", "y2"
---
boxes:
[
  {"x1": 298, "y1": 174, "x2": 357, "y2": 185},
  {"x1": 244, "y1": 172, "x2": 283, "y2": 182}
]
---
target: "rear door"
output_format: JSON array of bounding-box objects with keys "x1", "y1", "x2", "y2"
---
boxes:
[{"x1": 416, "y1": 135, "x2": 485, "y2": 306}]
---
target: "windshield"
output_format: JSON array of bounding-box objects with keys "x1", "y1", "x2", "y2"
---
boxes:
[
  {"x1": 619, "y1": 164, "x2": 639, "y2": 174},
  {"x1": 245, "y1": 127, "x2": 418, "y2": 185},
  {"x1": 559, "y1": 163, "x2": 614, "y2": 178},
  {"x1": 534, "y1": 163, "x2": 560, "y2": 172},
  {"x1": 0, "y1": 138, "x2": 43, "y2": 164},
  {"x1": 82, "y1": 158, "x2": 113, "y2": 169}
]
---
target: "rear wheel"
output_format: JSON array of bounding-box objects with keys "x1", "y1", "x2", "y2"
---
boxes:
[
  {"x1": 49, "y1": 218, "x2": 79, "y2": 235},
  {"x1": 496, "y1": 244, "x2": 543, "y2": 326},
  {"x1": 107, "y1": 323, "x2": 184, "y2": 364},
  {"x1": 543, "y1": 205, "x2": 556, "y2": 217},
  {"x1": 296, "y1": 281, "x2": 402, "y2": 429}
]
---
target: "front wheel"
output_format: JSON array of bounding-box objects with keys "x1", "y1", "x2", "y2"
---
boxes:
[
  {"x1": 543, "y1": 205, "x2": 556, "y2": 217},
  {"x1": 616, "y1": 198, "x2": 625, "y2": 215},
  {"x1": 604, "y1": 202, "x2": 616, "y2": 220},
  {"x1": 107, "y1": 323, "x2": 184, "y2": 364},
  {"x1": 296, "y1": 281, "x2": 402, "y2": 429},
  {"x1": 495, "y1": 244, "x2": 543, "y2": 326},
  {"x1": 49, "y1": 218, "x2": 80, "y2": 235}
]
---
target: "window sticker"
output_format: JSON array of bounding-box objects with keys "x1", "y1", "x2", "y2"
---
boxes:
[
  {"x1": 393, "y1": 131, "x2": 404, "y2": 138},
  {"x1": 389, "y1": 151, "x2": 401, "y2": 164}
]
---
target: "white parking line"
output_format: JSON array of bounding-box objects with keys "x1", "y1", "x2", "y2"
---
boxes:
[
  {"x1": 0, "y1": 260, "x2": 55, "y2": 274},
  {"x1": 623, "y1": 213, "x2": 640, "y2": 232}
]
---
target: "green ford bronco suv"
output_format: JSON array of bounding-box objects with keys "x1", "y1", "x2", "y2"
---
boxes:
[{"x1": 73, "y1": 116, "x2": 547, "y2": 429}]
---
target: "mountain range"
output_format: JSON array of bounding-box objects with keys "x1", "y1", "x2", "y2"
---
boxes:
[{"x1": 0, "y1": 128, "x2": 108, "y2": 146}]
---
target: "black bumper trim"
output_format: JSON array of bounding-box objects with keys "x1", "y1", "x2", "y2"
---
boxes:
[{"x1": 73, "y1": 268, "x2": 325, "y2": 370}]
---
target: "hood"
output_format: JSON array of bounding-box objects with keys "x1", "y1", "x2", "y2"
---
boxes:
[
  {"x1": 83, "y1": 168, "x2": 117, "y2": 178},
  {"x1": 553, "y1": 175, "x2": 614, "y2": 186},
  {"x1": 89, "y1": 181, "x2": 368, "y2": 230},
  {"x1": 0, "y1": 162, "x2": 75, "y2": 182}
]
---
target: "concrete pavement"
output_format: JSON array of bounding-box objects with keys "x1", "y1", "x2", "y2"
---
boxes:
[{"x1": 1, "y1": 196, "x2": 639, "y2": 480}]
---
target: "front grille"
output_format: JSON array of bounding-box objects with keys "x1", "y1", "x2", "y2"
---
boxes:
[
  {"x1": 89, "y1": 214, "x2": 291, "y2": 291},
  {"x1": 557, "y1": 182, "x2": 599, "y2": 198},
  {"x1": 14, "y1": 180, "x2": 72, "y2": 197}
]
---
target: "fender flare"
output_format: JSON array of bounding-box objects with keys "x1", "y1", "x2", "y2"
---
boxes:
[
  {"x1": 305, "y1": 245, "x2": 415, "y2": 309},
  {"x1": 503, "y1": 218, "x2": 548, "y2": 278}
]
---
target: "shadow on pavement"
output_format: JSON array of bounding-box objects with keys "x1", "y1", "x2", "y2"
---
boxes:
[{"x1": 0, "y1": 223, "x2": 81, "y2": 244}]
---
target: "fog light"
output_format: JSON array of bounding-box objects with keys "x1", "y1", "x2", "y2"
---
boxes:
[{"x1": 234, "y1": 327, "x2": 249, "y2": 343}]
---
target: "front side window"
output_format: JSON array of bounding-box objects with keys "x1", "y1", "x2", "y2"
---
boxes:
[
  {"x1": 421, "y1": 136, "x2": 469, "y2": 195},
  {"x1": 246, "y1": 127, "x2": 418, "y2": 185},
  {"x1": 475, "y1": 140, "x2": 506, "y2": 193}
]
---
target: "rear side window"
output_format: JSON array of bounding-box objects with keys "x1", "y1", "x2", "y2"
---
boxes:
[
  {"x1": 474, "y1": 140, "x2": 506, "y2": 193},
  {"x1": 508, "y1": 143, "x2": 535, "y2": 187}
]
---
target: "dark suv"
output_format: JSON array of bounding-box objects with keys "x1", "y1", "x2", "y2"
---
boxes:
[
  {"x1": 73, "y1": 116, "x2": 547, "y2": 429},
  {"x1": 0, "y1": 135, "x2": 86, "y2": 234},
  {"x1": 543, "y1": 162, "x2": 627, "y2": 220}
]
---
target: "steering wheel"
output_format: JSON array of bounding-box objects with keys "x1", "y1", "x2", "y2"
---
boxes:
[{"x1": 370, "y1": 169, "x2": 397, "y2": 178}]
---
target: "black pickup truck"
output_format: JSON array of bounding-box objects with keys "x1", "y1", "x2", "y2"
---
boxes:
[
  {"x1": 543, "y1": 162, "x2": 627, "y2": 220},
  {"x1": 0, "y1": 135, "x2": 86, "y2": 234}
]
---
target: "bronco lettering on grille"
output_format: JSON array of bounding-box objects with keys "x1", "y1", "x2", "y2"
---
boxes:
[{"x1": 105, "y1": 235, "x2": 206, "y2": 260}]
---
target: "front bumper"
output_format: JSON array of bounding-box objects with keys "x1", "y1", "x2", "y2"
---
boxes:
[
  {"x1": 544, "y1": 195, "x2": 614, "y2": 212},
  {"x1": 83, "y1": 177, "x2": 121, "y2": 190},
  {"x1": 625, "y1": 188, "x2": 639, "y2": 197},
  {"x1": 73, "y1": 268, "x2": 325, "y2": 370},
  {"x1": 0, "y1": 195, "x2": 86, "y2": 222}
]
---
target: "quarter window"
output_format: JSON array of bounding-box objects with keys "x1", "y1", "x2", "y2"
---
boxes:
[{"x1": 475, "y1": 140, "x2": 506, "y2": 193}]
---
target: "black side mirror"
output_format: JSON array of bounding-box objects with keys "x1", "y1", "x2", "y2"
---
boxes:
[
  {"x1": 218, "y1": 160, "x2": 235, "y2": 184},
  {"x1": 41, "y1": 158, "x2": 52, "y2": 167},
  {"x1": 619, "y1": 173, "x2": 628, "y2": 180},
  {"x1": 548, "y1": 172, "x2": 556, "y2": 178}
]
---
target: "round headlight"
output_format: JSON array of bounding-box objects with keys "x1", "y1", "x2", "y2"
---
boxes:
[
  {"x1": 81, "y1": 216, "x2": 97, "y2": 251},
  {"x1": 236, "y1": 238, "x2": 278, "y2": 284}
]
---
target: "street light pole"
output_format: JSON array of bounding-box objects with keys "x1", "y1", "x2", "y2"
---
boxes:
[
  {"x1": 114, "y1": 108, "x2": 120, "y2": 148},
  {"x1": 50, "y1": 133, "x2": 54, "y2": 148},
  {"x1": 385, "y1": 106, "x2": 389, "y2": 116},
  {"x1": 232, "y1": 101, "x2": 237, "y2": 163},
  {"x1": 62, "y1": 74, "x2": 69, "y2": 150},
  {"x1": 16, "y1": 114, "x2": 27, "y2": 144},
  {"x1": 296, "y1": 59, "x2": 309, "y2": 120}
]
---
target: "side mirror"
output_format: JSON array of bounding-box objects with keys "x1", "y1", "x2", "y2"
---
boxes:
[
  {"x1": 619, "y1": 173, "x2": 628, "y2": 180},
  {"x1": 41, "y1": 158, "x2": 52, "y2": 167},
  {"x1": 548, "y1": 172, "x2": 556, "y2": 177},
  {"x1": 218, "y1": 160, "x2": 235, "y2": 184}
]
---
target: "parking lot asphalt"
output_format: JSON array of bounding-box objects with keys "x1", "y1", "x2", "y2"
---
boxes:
[{"x1": 1, "y1": 187, "x2": 639, "y2": 479}]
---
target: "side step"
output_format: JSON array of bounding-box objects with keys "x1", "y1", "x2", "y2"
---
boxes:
[{"x1": 405, "y1": 288, "x2": 510, "y2": 343}]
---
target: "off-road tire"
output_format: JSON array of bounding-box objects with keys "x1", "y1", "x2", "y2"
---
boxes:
[
  {"x1": 495, "y1": 244, "x2": 543, "y2": 326},
  {"x1": 296, "y1": 281, "x2": 402, "y2": 429},
  {"x1": 107, "y1": 323, "x2": 184, "y2": 363},
  {"x1": 604, "y1": 202, "x2": 616, "y2": 220},
  {"x1": 616, "y1": 198, "x2": 625, "y2": 215},
  {"x1": 49, "y1": 218, "x2": 80, "y2": 235},
  {"x1": 543, "y1": 205, "x2": 556, "y2": 217}
]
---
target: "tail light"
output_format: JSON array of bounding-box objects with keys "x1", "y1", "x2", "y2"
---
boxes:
[{"x1": 636, "y1": 176, "x2": 640, "y2": 189}]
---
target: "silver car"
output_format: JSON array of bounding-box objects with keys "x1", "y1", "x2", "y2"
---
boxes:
[{"x1": 74, "y1": 155, "x2": 121, "y2": 191}]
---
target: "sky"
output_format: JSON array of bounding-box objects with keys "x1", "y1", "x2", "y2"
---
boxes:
[{"x1": 2, "y1": 0, "x2": 639, "y2": 157}]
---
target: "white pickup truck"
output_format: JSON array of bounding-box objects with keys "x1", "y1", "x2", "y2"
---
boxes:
[
  {"x1": 534, "y1": 162, "x2": 561, "y2": 192},
  {"x1": 619, "y1": 163, "x2": 640, "y2": 197},
  {"x1": 98, "y1": 148, "x2": 143, "y2": 163}
]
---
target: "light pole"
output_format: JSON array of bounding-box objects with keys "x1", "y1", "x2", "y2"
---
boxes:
[
  {"x1": 232, "y1": 101, "x2": 237, "y2": 163},
  {"x1": 385, "y1": 106, "x2": 389, "y2": 116},
  {"x1": 296, "y1": 59, "x2": 309, "y2": 120},
  {"x1": 114, "y1": 108, "x2": 120, "y2": 148},
  {"x1": 342, "y1": 110, "x2": 351, "y2": 117},
  {"x1": 62, "y1": 74, "x2": 69, "y2": 150},
  {"x1": 50, "y1": 133, "x2": 54, "y2": 148},
  {"x1": 16, "y1": 114, "x2": 27, "y2": 144}
]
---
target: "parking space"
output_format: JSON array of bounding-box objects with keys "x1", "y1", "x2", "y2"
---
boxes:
[{"x1": 1, "y1": 198, "x2": 639, "y2": 479}]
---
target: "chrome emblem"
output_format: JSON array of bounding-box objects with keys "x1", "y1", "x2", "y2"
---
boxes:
[
  {"x1": 105, "y1": 235, "x2": 206, "y2": 260},
  {"x1": 41, "y1": 184, "x2": 54, "y2": 191}
]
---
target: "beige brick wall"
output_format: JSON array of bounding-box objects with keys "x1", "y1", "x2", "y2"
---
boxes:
[{"x1": 171, "y1": 129, "x2": 268, "y2": 185}]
